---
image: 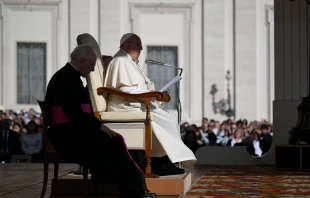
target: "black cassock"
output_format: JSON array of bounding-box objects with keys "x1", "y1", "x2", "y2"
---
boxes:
[{"x1": 45, "y1": 63, "x2": 146, "y2": 191}]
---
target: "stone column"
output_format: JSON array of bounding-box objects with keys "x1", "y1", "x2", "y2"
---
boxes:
[{"x1": 274, "y1": 0, "x2": 309, "y2": 146}]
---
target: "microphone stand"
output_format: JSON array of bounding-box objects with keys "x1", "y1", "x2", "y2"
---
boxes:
[
  {"x1": 176, "y1": 74, "x2": 181, "y2": 125},
  {"x1": 145, "y1": 59, "x2": 184, "y2": 169},
  {"x1": 175, "y1": 73, "x2": 182, "y2": 169}
]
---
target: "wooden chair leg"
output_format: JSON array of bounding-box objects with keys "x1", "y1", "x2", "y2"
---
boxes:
[
  {"x1": 40, "y1": 157, "x2": 49, "y2": 198},
  {"x1": 144, "y1": 100, "x2": 156, "y2": 178},
  {"x1": 145, "y1": 155, "x2": 152, "y2": 177},
  {"x1": 51, "y1": 161, "x2": 59, "y2": 198}
]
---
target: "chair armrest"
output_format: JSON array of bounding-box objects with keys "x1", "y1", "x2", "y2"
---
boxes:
[{"x1": 97, "y1": 87, "x2": 170, "y2": 102}]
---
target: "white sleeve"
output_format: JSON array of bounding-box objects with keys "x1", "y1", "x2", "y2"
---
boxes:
[{"x1": 119, "y1": 86, "x2": 150, "y2": 94}]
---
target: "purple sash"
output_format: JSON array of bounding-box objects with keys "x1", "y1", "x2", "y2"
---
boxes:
[{"x1": 51, "y1": 104, "x2": 91, "y2": 124}]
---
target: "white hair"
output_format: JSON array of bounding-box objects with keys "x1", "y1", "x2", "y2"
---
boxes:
[{"x1": 70, "y1": 44, "x2": 95, "y2": 61}]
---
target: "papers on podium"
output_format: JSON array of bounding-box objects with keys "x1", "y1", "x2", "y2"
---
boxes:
[{"x1": 160, "y1": 75, "x2": 182, "y2": 92}]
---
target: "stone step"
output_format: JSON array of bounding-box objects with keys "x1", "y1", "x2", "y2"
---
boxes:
[{"x1": 51, "y1": 172, "x2": 191, "y2": 197}]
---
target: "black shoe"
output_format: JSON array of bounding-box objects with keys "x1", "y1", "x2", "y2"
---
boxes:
[
  {"x1": 155, "y1": 164, "x2": 185, "y2": 176},
  {"x1": 119, "y1": 190, "x2": 156, "y2": 198}
]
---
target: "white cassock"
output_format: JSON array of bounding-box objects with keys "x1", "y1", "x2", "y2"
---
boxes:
[{"x1": 104, "y1": 49, "x2": 197, "y2": 168}]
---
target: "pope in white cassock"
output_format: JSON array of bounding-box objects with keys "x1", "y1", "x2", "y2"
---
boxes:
[{"x1": 104, "y1": 33, "x2": 197, "y2": 171}]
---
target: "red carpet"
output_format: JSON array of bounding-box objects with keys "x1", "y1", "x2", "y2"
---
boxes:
[{"x1": 185, "y1": 167, "x2": 310, "y2": 198}]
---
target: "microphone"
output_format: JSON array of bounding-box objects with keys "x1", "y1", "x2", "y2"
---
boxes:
[{"x1": 145, "y1": 59, "x2": 183, "y2": 76}]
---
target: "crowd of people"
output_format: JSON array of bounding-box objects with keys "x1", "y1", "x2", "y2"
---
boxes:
[
  {"x1": 0, "y1": 107, "x2": 273, "y2": 163},
  {"x1": 181, "y1": 118, "x2": 273, "y2": 157},
  {"x1": 0, "y1": 108, "x2": 43, "y2": 163}
]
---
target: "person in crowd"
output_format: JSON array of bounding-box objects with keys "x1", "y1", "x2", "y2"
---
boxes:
[
  {"x1": 217, "y1": 123, "x2": 226, "y2": 137},
  {"x1": 183, "y1": 130, "x2": 199, "y2": 153},
  {"x1": 226, "y1": 127, "x2": 244, "y2": 147},
  {"x1": 0, "y1": 119, "x2": 22, "y2": 163},
  {"x1": 21, "y1": 120, "x2": 43, "y2": 162},
  {"x1": 180, "y1": 122, "x2": 190, "y2": 139},
  {"x1": 220, "y1": 129, "x2": 231, "y2": 146},
  {"x1": 208, "y1": 120, "x2": 216, "y2": 134},
  {"x1": 12, "y1": 122, "x2": 23, "y2": 141},
  {"x1": 7, "y1": 109, "x2": 16, "y2": 120},
  {"x1": 214, "y1": 121, "x2": 220, "y2": 135},
  {"x1": 196, "y1": 127, "x2": 207, "y2": 146},
  {"x1": 207, "y1": 132, "x2": 217, "y2": 146},
  {"x1": 201, "y1": 117, "x2": 208, "y2": 133},
  {"x1": 260, "y1": 124, "x2": 273, "y2": 155},
  {"x1": 230, "y1": 123, "x2": 237, "y2": 135},
  {"x1": 0, "y1": 111, "x2": 7, "y2": 122},
  {"x1": 246, "y1": 130, "x2": 263, "y2": 157}
]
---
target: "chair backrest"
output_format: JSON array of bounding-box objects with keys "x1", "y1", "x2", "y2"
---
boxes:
[
  {"x1": 37, "y1": 100, "x2": 57, "y2": 154},
  {"x1": 76, "y1": 33, "x2": 107, "y2": 116}
]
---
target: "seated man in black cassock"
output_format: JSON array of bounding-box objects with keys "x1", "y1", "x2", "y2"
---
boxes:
[{"x1": 45, "y1": 44, "x2": 155, "y2": 198}]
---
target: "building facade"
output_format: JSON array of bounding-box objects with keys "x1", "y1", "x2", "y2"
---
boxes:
[{"x1": 0, "y1": 0, "x2": 274, "y2": 125}]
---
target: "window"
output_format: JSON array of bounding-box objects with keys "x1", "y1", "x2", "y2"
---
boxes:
[
  {"x1": 147, "y1": 46, "x2": 178, "y2": 109},
  {"x1": 17, "y1": 42, "x2": 46, "y2": 104}
]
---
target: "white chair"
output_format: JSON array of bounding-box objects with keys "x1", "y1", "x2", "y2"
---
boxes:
[{"x1": 76, "y1": 33, "x2": 170, "y2": 178}]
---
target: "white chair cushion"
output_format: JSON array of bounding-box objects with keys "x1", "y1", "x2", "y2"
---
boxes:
[
  {"x1": 104, "y1": 123, "x2": 148, "y2": 150},
  {"x1": 100, "y1": 112, "x2": 153, "y2": 122}
]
